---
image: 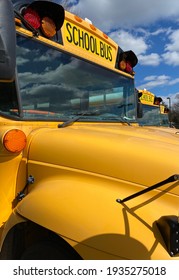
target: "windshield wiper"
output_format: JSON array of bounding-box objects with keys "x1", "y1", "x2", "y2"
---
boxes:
[
  {"x1": 58, "y1": 110, "x2": 132, "y2": 128},
  {"x1": 58, "y1": 110, "x2": 100, "y2": 128},
  {"x1": 100, "y1": 116, "x2": 131, "y2": 126},
  {"x1": 120, "y1": 116, "x2": 131, "y2": 126},
  {"x1": 116, "y1": 174, "x2": 179, "y2": 204}
]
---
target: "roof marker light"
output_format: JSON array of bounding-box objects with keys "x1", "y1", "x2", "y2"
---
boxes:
[
  {"x1": 103, "y1": 33, "x2": 108, "y2": 39},
  {"x1": 21, "y1": 1, "x2": 65, "y2": 37},
  {"x1": 23, "y1": 7, "x2": 41, "y2": 29},
  {"x1": 118, "y1": 50, "x2": 138, "y2": 75},
  {"x1": 119, "y1": 60, "x2": 127, "y2": 71},
  {"x1": 41, "y1": 16, "x2": 56, "y2": 38},
  {"x1": 74, "y1": 15, "x2": 83, "y2": 22}
]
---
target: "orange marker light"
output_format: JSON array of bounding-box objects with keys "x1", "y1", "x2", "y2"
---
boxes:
[
  {"x1": 74, "y1": 15, "x2": 83, "y2": 22},
  {"x1": 119, "y1": 60, "x2": 126, "y2": 71},
  {"x1": 3, "y1": 129, "x2": 27, "y2": 153},
  {"x1": 41, "y1": 17, "x2": 56, "y2": 38}
]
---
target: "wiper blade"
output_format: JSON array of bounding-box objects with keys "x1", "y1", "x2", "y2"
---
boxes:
[{"x1": 58, "y1": 110, "x2": 100, "y2": 128}]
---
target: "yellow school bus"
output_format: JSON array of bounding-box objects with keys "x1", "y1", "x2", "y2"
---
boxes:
[
  {"x1": 160, "y1": 104, "x2": 170, "y2": 126},
  {"x1": 0, "y1": 0, "x2": 179, "y2": 260},
  {"x1": 138, "y1": 89, "x2": 169, "y2": 126}
]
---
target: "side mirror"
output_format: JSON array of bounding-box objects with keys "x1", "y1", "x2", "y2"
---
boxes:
[
  {"x1": 137, "y1": 101, "x2": 143, "y2": 118},
  {"x1": 135, "y1": 88, "x2": 143, "y2": 118},
  {"x1": 0, "y1": 0, "x2": 16, "y2": 82}
]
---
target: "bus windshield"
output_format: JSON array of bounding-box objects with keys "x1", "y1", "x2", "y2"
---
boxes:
[
  {"x1": 0, "y1": 34, "x2": 136, "y2": 122},
  {"x1": 138, "y1": 104, "x2": 161, "y2": 126}
]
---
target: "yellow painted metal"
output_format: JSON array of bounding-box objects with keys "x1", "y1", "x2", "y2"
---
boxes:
[
  {"x1": 0, "y1": 154, "x2": 22, "y2": 226},
  {"x1": 0, "y1": 5, "x2": 179, "y2": 260},
  {"x1": 13, "y1": 123, "x2": 179, "y2": 260},
  {"x1": 16, "y1": 173, "x2": 179, "y2": 259},
  {"x1": 0, "y1": 116, "x2": 59, "y2": 228},
  {"x1": 145, "y1": 126, "x2": 179, "y2": 135},
  {"x1": 1, "y1": 113, "x2": 179, "y2": 259},
  {"x1": 139, "y1": 89, "x2": 155, "y2": 105}
]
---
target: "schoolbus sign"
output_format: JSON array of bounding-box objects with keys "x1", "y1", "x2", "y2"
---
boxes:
[
  {"x1": 140, "y1": 92, "x2": 155, "y2": 105},
  {"x1": 63, "y1": 20, "x2": 116, "y2": 64}
]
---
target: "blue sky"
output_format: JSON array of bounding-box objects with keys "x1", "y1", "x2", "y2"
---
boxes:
[{"x1": 60, "y1": 0, "x2": 179, "y2": 107}]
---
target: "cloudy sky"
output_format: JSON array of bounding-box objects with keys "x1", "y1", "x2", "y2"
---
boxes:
[{"x1": 60, "y1": 0, "x2": 179, "y2": 106}]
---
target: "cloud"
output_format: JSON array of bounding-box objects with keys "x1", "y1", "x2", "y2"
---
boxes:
[
  {"x1": 169, "y1": 78, "x2": 179, "y2": 85},
  {"x1": 162, "y1": 51, "x2": 179, "y2": 66},
  {"x1": 162, "y1": 29, "x2": 179, "y2": 66},
  {"x1": 108, "y1": 29, "x2": 163, "y2": 66},
  {"x1": 109, "y1": 30, "x2": 147, "y2": 55},
  {"x1": 70, "y1": 0, "x2": 179, "y2": 32},
  {"x1": 17, "y1": 57, "x2": 29, "y2": 66},
  {"x1": 150, "y1": 28, "x2": 172, "y2": 36},
  {"x1": 165, "y1": 30, "x2": 179, "y2": 52},
  {"x1": 109, "y1": 27, "x2": 179, "y2": 68},
  {"x1": 161, "y1": 92, "x2": 179, "y2": 105},
  {"x1": 138, "y1": 75, "x2": 170, "y2": 89},
  {"x1": 138, "y1": 53, "x2": 161, "y2": 66},
  {"x1": 138, "y1": 75, "x2": 179, "y2": 90}
]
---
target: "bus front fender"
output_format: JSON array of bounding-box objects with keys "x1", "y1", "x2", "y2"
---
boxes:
[
  {"x1": 15, "y1": 176, "x2": 174, "y2": 260},
  {"x1": 16, "y1": 176, "x2": 122, "y2": 244}
]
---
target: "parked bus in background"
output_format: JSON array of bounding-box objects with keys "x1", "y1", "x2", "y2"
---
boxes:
[
  {"x1": 0, "y1": 0, "x2": 179, "y2": 260},
  {"x1": 160, "y1": 104, "x2": 170, "y2": 126},
  {"x1": 138, "y1": 89, "x2": 169, "y2": 126}
]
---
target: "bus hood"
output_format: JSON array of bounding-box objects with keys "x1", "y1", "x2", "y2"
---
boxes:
[
  {"x1": 27, "y1": 123, "x2": 179, "y2": 193},
  {"x1": 144, "y1": 126, "x2": 179, "y2": 135}
]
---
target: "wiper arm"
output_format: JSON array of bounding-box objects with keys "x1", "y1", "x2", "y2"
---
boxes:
[
  {"x1": 120, "y1": 116, "x2": 131, "y2": 126},
  {"x1": 58, "y1": 114, "x2": 84, "y2": 128},
  {"x1": 116, "y1": 174, "x2": 179, "y2": 204},
  {"x1": 58, "y1": 110, "x2": 100, "y2": 128},
  {"x1": 101, "y1": 116, "x2": 131, "y2": 126},
  {"x1": 14, "y1": 10, "x2": 39, "y2": 37}
]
